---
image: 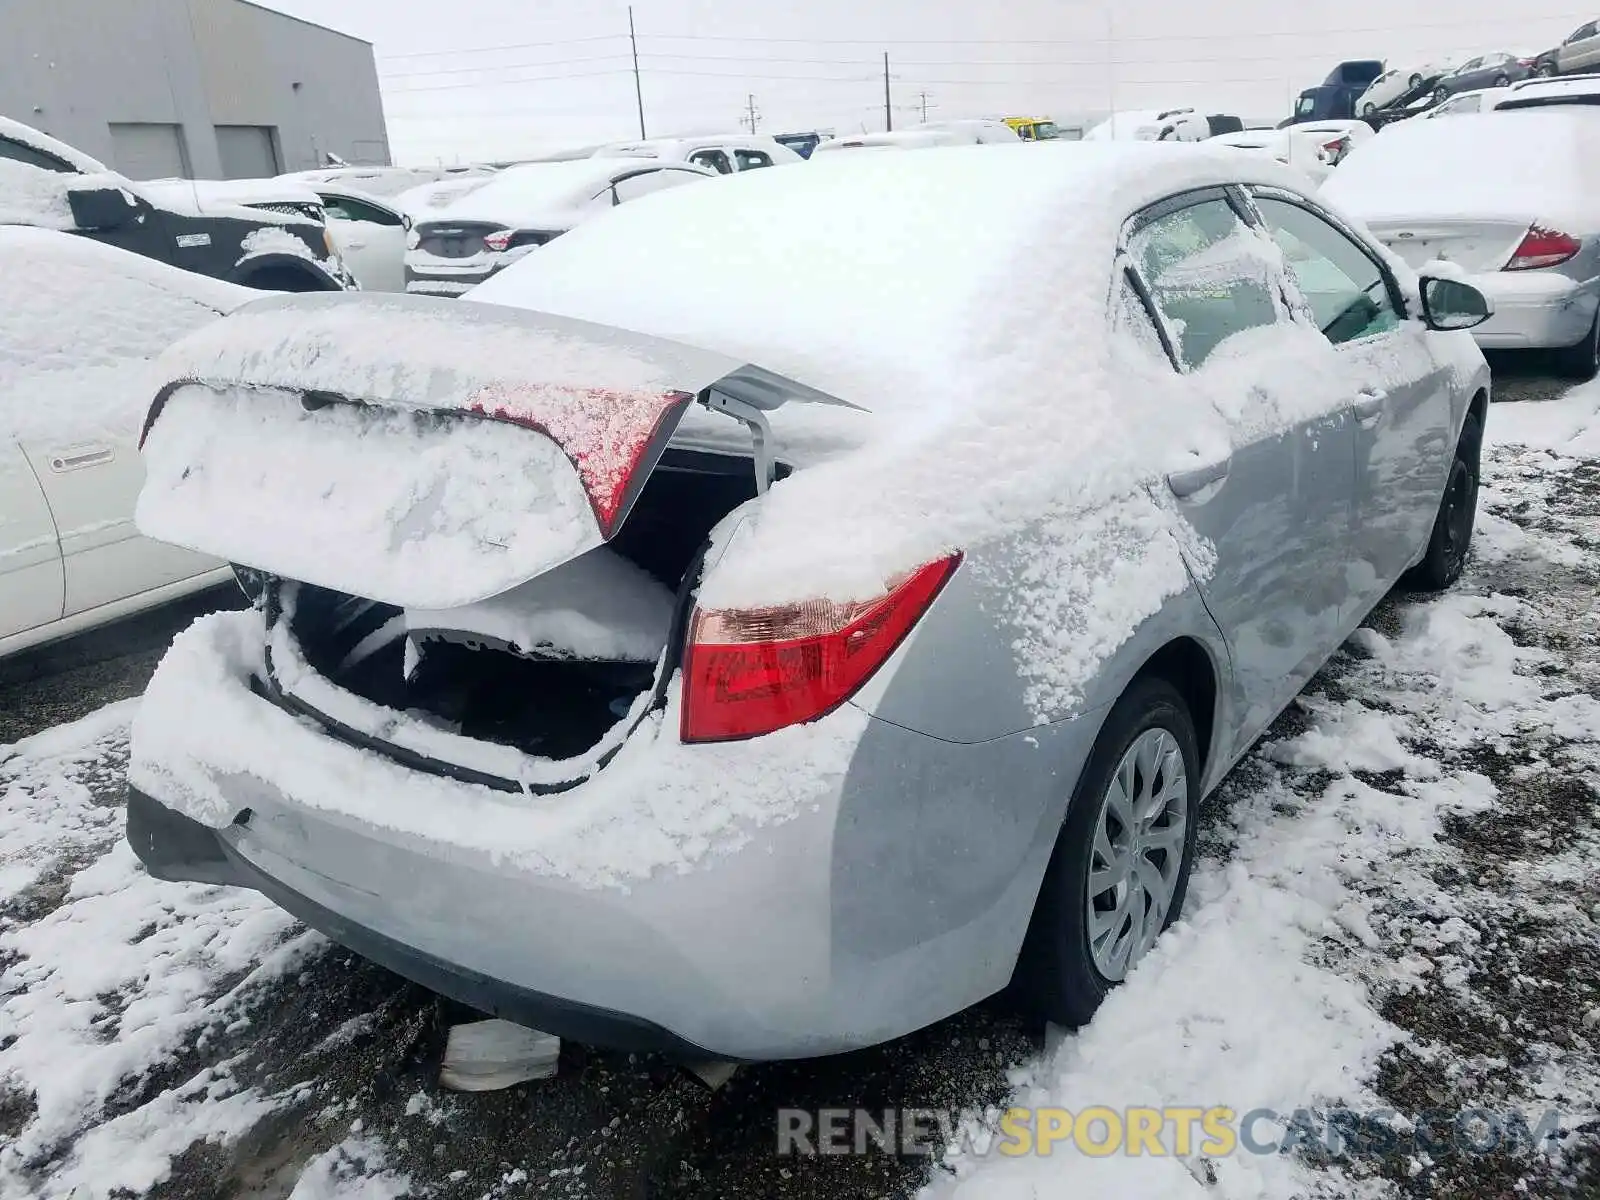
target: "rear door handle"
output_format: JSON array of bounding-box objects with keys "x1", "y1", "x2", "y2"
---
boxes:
[
  {"x1": 1166, "y1": 457, "x2": 1231, "y2": 498},
  {"x1": 1353, "y1": 389, "x2": 1388, "y2": 426},
  {"x1": 48, "y1": 443, "x2": 115, "y2": 472}
]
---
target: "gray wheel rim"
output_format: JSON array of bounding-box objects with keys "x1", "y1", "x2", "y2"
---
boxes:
[{"x1": 1086, "y1": 728, "x2": 1188, "y2": 982}]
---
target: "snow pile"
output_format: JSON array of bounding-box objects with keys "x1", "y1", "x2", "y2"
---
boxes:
[
  {"x1": 239, "y1": 224, "x2": 318, "y2": 262},
  {"x1": 405, "y1": 546, "x2": 676, "y2": 662},
  {"x1": 289, "y1": 1136, "x2": 410, "y2": 1200},
  {"x1": 0, "y1": 226, "x2": 247, "y2": 442},
  {"x1": 1487, "y1": 378, "x2": 1600, "y2": 458}
]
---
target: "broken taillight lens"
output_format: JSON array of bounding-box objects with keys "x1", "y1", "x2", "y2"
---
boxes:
[
  {"x1": 1504, "y1": 224, "x2": 1581, "y2": 270},
  {"x1": 680, "y1": 554, "x2": 962, "y2": 743}
]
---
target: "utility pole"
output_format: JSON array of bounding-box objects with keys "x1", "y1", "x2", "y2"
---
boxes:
[
  {"x1": 629, "y1": 6, "x2": 646, "y2": 138},
  {"x1": 917, "y1": 90, "x2": 933, "y2": 123},
  {"x1": 743, "y1": 93, "x2": 760, "y2": 134},
  {"x1": 883, "y1": 51, "x2": 892, "y2": 131}
]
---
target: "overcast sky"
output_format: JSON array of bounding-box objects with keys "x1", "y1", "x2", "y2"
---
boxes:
[{"x1": 264, "y1": 0, "x2": 1596, "y2": 163}]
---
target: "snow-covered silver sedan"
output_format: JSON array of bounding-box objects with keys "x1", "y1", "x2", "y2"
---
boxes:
[{"x1": 125, "y1": 144, "x2": 1491, "y2": 1060}]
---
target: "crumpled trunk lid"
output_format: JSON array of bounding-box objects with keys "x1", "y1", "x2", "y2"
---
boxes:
[{"x1": 135, "y1": 291, "x2": 744, "y2": 609}]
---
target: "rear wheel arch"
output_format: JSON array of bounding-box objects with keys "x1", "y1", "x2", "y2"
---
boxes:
[
  {"x1": 233, "y1": 257, "x2": 340, "y2": 293},
  {"x1": 1130, "y1": 636, "x2": 1219, "y2": 781}
]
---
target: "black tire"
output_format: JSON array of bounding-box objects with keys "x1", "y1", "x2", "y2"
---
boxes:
[
  {"x1": 1402, "y1": 410, "x2": 1482, "y2": 592},
  {"x1": 1493, "y1": 74, "x2": 1511, "y2": 87},
  {"x1": 1553, "y1": 307, "x2": 1600, "y2": 381},
  {"x1": 1539, "y1": 62, "x2": 1559, "y2": 78},
  {"x1": 1432, "y1": 86, "x2": 1449, "y2": 104},
  {"x1": 239, "y1": 265, "x2": 337, "y2": 293},
  {"x1": 1011, "y1": 677, "x2": 1201, "y2": 1028},
  {"x1": 1409, "y1": 73, "x2": 1424, "y2": 88}
]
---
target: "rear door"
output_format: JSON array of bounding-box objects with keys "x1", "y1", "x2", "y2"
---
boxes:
[
  {"x1": 1123, "y1": 188, "x2": 1358, "y2": 748},
  {"x1": 320, "y1": 191, "x2": 407, "y2": 292},
  {"x1": 1560, "y1": 22, "x2": 1600, "y2": 71},
  {"x1": 1251, "y1": 189, "x2": 1456, "y2": 612},
  {"x1": 0, "y1": 442, "x2": 63, "y2": 642}
]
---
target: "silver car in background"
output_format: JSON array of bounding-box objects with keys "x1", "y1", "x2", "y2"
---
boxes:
[
  {"x1": 126, "y1": 147, "x2": 1491, "y2": 1061},
  {"x1": 402, "y1": 158, "x2": 715, "y2": 296},
  {"x1": 1325, "y1": 100, "x2": 1600, "y2": 376}
]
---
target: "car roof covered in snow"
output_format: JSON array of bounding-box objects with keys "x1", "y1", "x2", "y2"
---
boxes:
[
  {"x1": 0, "y1": 115, "x2": 106, "y2": 173},
  {"x1": 467, "y1": 141, "x2": 1306, "y2": 413},
  {"x1": 595, "y1": 135, "x2": 803, "y2": 162},
  {"x1": 0, "y1": 226, "x2": 251, "y2": 441},
  {"x1": 422, "y1": 158, "x2": 715, "y2": 226}
]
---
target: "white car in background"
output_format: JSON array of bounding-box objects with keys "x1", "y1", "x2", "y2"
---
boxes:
[
  {"x1": 1325, "y1": 103, "x2": 1600, "y2": 376},
  {"x1": 1425, "y1": 88, "x2": 1504, "y2": 118},
  {"x1": 311, "y1": 188, "x2": 410, "y2": 293},
  {"x1": 1084, "y1": 107, "x2": 1211, "y2": 142},
  {"x1": 919, "y1": 119, "x2": 1024, "y2": 144},
  {"x1": 403, "y1": 158, "x2": 716, "y2": 296},
  {"x1": 811, "y1": 129, "x2": 973, "y2": 153},
  {"x1": 1207, "y1": 129, "x2": 1337, "y2": 184},
  {"x1": 1356, "y1": 60, "x2": 1455, "y2": 115},
  {"x1": 1290, "y1": 119, "x2": 1375, "y2": 164},
  {"x1": 592, "y1": 135, "x2": 802, "y2": 174},
  {"x1": 283, "y1": 165, "x2": 495, "y2": 201},
  {"x1": 0, "y1": 228, "x2": 243, "y2": 658}
]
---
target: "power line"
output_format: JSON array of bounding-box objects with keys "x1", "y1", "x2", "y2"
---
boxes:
[
  {"x1": 380, "y1": 34, "x2": 627, "y2": 60},
  {"x1": 628, "y1": 12, "x2": 1592, "y2": 44}
]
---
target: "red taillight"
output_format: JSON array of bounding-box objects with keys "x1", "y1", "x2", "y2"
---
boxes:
[
  {"x1": 483, "y1": 230, "x2": 514, "y2": 252},
  {"x1": 1504, "y1": 224, "x2": 1580, "y2": 270},
  {"x1": 680, "y1": 554, "x2": 962, "y2": 743}
]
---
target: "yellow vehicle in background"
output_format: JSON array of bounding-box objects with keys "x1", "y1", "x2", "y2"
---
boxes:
[{"x1": 1003, "y1": 117, "x2": 1064, "y2": 141}]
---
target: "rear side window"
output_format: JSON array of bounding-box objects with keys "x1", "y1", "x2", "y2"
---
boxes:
[
  {"x1": 688, "y1": 149, "x2": 733, "y2": 174},
  {"x1": 0, "y1": 136, "x2": 74, "y2": 173},
  {"x1": 321, "y1": 195, "x2": 401, "y2": 226},
  {"x1": 1128, "y1": 197, "x2": 1285, "y2": 369},
  {"x1": 1253, "y1": 197, "x2": 1399, "y2": 345},
  {"x1": 734, "y1": 149, "x2": 774, "y2": 170}
]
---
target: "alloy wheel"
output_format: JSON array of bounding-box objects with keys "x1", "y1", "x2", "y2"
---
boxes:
[{"x1": 1085, "y1": 728, "x2": 1189, "y2": 982}]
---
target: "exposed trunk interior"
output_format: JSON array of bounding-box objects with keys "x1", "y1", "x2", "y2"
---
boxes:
[{"x1": 278, "y1": 450, "x2": 765, "y2": 765}]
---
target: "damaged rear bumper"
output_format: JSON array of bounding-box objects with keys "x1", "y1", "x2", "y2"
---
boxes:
[
  {"x1": 126, "y1": 611, "x2": 1078, "y2": 1060},
  {"x1": 125, "y1": 786, "x2": 717, "y2": 1058}
]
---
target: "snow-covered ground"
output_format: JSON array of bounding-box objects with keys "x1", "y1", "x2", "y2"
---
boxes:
[{"x1": 1, "y1": 383, "x2": 1597, "y2": 1199}]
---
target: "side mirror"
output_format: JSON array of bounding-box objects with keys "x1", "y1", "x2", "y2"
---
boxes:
[
  {"x1": 68, "y1": 186, "x2": 138, "y2": 231},
  {"x1": 401, "y1": 212, "x2": 413, "y2": 232},
  {"x1": 1419, "y1": 275, "x2": 1493, "y2": 331}
]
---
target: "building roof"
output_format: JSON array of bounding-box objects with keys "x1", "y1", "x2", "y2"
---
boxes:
[{"x1": 235, "y1": 0, "x2": 372, "y2": 46}]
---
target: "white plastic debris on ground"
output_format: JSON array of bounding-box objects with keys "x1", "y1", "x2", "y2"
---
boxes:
[{"x1": 0, "y1": 227, "x2": 248, "y2": 442}]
